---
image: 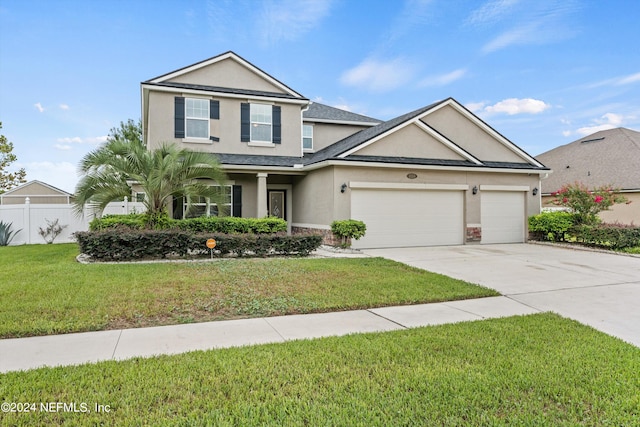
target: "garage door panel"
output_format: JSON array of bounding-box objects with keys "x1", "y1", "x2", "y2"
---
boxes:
[
  {"x1": 351, "y1": 189, "x2": 464, "y2": 249},
  {"x1": 481, "y1": 191, "x2": 525, "y2": 244}
]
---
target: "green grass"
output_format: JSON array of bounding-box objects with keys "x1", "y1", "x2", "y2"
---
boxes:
[
  {"x1": 0, "y1": 244, "x2": 497, "y2": 338},
  {"x1": 1, "y1": 314, "x2": 638, "y2": 426}
]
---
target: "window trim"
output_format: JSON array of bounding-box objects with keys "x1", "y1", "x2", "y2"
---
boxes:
[
  {"x1": 302, "y1": 124, "x2": 313, "y2": 152},
  {"x1": 185, "y1": 97, "x2": 210, "y2": 140},
  {"x1": 250, "y1": 103, "x2": 273, "y2": 143}
]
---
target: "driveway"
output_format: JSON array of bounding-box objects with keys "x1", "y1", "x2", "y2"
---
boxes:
[{"x1": 364, "y1": 244, "x2": 640, "y2": 347}]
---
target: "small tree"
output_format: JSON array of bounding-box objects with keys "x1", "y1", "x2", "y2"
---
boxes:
[
  {"x1": 0, "y1": 122, "x2": 27, "y2": 193},
  {"x1": 551, "y1": 182, "x2": 629, "y2": 225},
  {"x1": 330, "y1": 219, "x2": 366, "y2": 248}
]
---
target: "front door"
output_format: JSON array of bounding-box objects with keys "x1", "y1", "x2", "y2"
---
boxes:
[{"x1": 268, "y1": 190, "x2": 286, "y2": 220}]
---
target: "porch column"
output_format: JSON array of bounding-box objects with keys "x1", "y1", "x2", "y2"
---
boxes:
[{"x1": 256, "y1": 173, "x2": 268, "y2": 218}]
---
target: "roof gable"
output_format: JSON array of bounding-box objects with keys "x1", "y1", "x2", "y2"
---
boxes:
[
  {"x1": 2, "y1": 180, "x2": 72, "y2": 197},
  {"x1": 537, "y1": 127, "x2": 640, "y2": 192},
  {"x1": 146, "y1": 51, "x2": 304, "y2": 98},
  {"x1": 420, "y1": 101, "x2": 542, "y2": 165},
  {"x1": 321, "y1": 98, "x2": 541, "y2": 168},
  {"x1": 355, "y1": 122, "x2": 471, "y2": 161}
]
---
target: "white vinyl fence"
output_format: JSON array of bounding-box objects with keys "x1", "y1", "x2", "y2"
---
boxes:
[{"x1": 0, "y1": 197, "x2": 146, "y2": 245}]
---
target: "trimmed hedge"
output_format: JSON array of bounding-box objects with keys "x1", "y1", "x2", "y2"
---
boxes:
[
  {"x1": 90, "y1": 214, "x2": 287, "y2": 234},
  {"x1": 572, "y1": 223, "x2": 640, "y2": 250},
  {"x1": 75, "y1": 229, "x2": 322, "y2": 261}
]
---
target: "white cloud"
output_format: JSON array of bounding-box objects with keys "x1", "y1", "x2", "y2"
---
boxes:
[
  {"x1": 576, "y1": 113, "x2": 624, "y2": 136},
  {"x1": 259, "y1": 0, "x2": 334, "y2": 45},
  {"x1": 479, "y1": 1, "x2": 580, "y2": 54},
  {"x1": 588, "y1": 71, "x2": 640, "y2": 88},
  {"x1": 56, "y1": 136, "x2": 107, "y2": 145},
  {"x1": 20, "y1": 161, "x2": 78, "y2": 193},
  {"x1": 466, "y1": 0, "x2": 521, "y2": 26},
  {"x1": 59, "y1": 104, "x2": 70, "y2": 110},
  {"x1": 340, "y1": 57, "x2": 417, "y2": 92},
  {"x1": 34, "y1": 103, "x2": 44, "y2": 113},
  {"x1": 419, "y1": 69, "x2": 467, "y2": 87},
  {"x1": 484, "y1": 98, "x2": 550, "y2": 115},
  {"x1": 562, "y1": 130, "x2": 572, "y2": 137},
  {"x1": 464, "y1": 102, "x2": 486, "y2": 113},
  {"x1": 54, "y1": 144, "x2": 72, "y2": 151}
]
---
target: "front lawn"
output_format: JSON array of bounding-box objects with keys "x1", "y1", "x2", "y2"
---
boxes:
[
  {"x1": 0, "y1": 244, "x2": 497, "y2": 338},
  {"x1": 1, "y1": 314, "x2": 638, "y2": 426}
]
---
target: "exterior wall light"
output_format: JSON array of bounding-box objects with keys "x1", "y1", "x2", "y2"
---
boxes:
[
  {"x1": 340, "y1": 183, "x2": 347, "y2": 193},
  {"x1": 532, "y1": 187, "x2": 538, "y2": 196},
  {"x1": 472, "y1": 186, "x2": 478, "y2": 195}
]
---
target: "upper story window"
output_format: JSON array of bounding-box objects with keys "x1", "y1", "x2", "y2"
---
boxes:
[
  {"x1": 302, "y1": 125, "x2": 313, "y2": 151},
  {"x1": 241, "y1": 103, "x2": 281, "y2": 145},
  {"x1": 250, "y1": 104, "x2": 272, "y2": 142},
  {"x1": 185, "y1": 98, "x2": 209, "y2": 139}
]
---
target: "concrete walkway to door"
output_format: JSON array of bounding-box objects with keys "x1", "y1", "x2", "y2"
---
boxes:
[{"x1": 364, "y1": 244, "x2": 640, "y2": 347}]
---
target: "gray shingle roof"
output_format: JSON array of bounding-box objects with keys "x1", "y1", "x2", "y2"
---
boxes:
[
  {"x1": 536, "y1": 127, "x2": 640, "y2": 192},
  {"x1": 214, "y1": 98, "x2": 547, "y2": 172},
  {"x1": 305, "y1": 101, "x2": 444, "y2": 164},
  {"x1": 303, "y1": 102, "x2": 381, "y2": 124},
  {"x1": 144, "y1": 81, "x2": 307, "y2": 101}
]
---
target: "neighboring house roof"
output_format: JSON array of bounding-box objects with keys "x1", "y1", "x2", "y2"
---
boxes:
[
  {"x1": 303, "y1": 102, "x2": 381, "y2": 126},
  {"x1": 537, "y1": 127, "x2": 640, "y2": 193},
  {"x1": 1, "y1": 180, "x2": 72, "y2": 197}
]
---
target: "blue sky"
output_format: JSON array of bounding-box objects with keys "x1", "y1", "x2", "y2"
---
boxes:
[{"x1": 1, "y1": 0, "x2": 639, "y2": 193}]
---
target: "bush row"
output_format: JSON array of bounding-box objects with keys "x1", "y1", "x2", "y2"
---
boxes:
[
  {"x1": 74, "y1": 229, "x2": 322, "y2": 261},
  {"x1": 572, "y1": 223, "x2": 640, "y2": 250},
  {"x1": 528, "y1": 212, "x2": 640, "y2": 249},
  {"x1": 90, "y1": 214, "x2": 287, "y2": 234}
]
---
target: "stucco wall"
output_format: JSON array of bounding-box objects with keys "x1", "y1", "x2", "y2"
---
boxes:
[
  {"x1": 422, "y1": 105, "x2": 524, "y2": 163},
  {"x1": 305, "y1": 122, "x2": 369, "y2": 152},
  {"x1": 168, "y1": 57, "x2": 287, "y2": 94},
  {"x1": 356, "y1": 123, "x2": 466, "y2": 160},
  {"x1": 292, "y1": 168, "x2": 334, "y2": 226},
  {"x1": 147, "y1": 90, "x2": 304, "y2": 157}
]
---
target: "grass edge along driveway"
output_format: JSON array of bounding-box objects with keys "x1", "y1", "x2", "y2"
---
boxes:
[{"x1": 0, "y1": 244, "x2": 497, "y2": 338}]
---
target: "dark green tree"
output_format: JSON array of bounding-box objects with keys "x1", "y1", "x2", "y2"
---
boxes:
[{"x1": 0, "y1": 122, "x2": 27, "y2": 193}]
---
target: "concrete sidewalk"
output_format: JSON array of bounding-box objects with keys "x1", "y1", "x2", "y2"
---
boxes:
[{"x1": 0, "y1": 296, "x2": 539, "y2": 373}]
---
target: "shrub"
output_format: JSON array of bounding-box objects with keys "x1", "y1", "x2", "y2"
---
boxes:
[
  {"x1": 89, "y1": 213, "x2": 146, "y2": 231},
  {"x1": 90, "y1": 215, "x2": 287, "y2": 234},
  {"x1": 38, "y1": 218, "x2": 68, "y2": 244},
  {"x1": 0, "y1": 221, "x2": 21, "y2": 246},
  {"x1": 551, "y1": 182, "x2": 629, "y2": 225},
  {"x1": 330, "y1": 219, "x2": 367, "y2": 248},
  {"x1": 75, "y1": 230, "x2": 322, "y2": 261},
  {"x1": 528, "y1": 211, "x2": 575, "y2": 241},
  {"x1": 572, "y1": 223, "x2": 640, "y2": 249}
]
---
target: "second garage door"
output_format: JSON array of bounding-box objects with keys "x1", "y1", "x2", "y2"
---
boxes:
[
  {"x1": 481, "y1": 191, "x2": 525, "y2": 244},
  {"x1": 351, "y1": 188, "x2": 464, "y2": 249}
]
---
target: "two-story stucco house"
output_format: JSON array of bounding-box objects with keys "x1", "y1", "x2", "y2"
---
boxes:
[{"x1": 141, "y1": 51, "x2": 549, "y2": 249}]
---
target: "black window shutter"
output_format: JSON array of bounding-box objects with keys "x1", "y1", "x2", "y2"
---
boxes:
[
  {"x1": 232, "y1": 185, "x2": 242, "y2": 217},
  {"x1": 273, "y1": 106, "x2": 281, "y2": 144},
  {"x1": 210, "y1": 100, "x2": 219, "y2": 120},
  {"x1": 240, "y1": 103, "x2": 250, "y2": 142},
  {"x1": 174, "y1": 97, "x2": 185, "y2": 138}
]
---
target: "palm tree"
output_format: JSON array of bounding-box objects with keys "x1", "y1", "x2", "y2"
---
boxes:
[{"x1": 74, "y1": 120, "x2": 227, "y2": 226}]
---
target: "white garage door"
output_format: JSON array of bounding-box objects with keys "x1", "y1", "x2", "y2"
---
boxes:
[
  {"x1": 351, "y1": 189, "x2": 464, "y2": 249},
  {"x1": 481, "y1": 191, "x2": 525, "y2": 244}
]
